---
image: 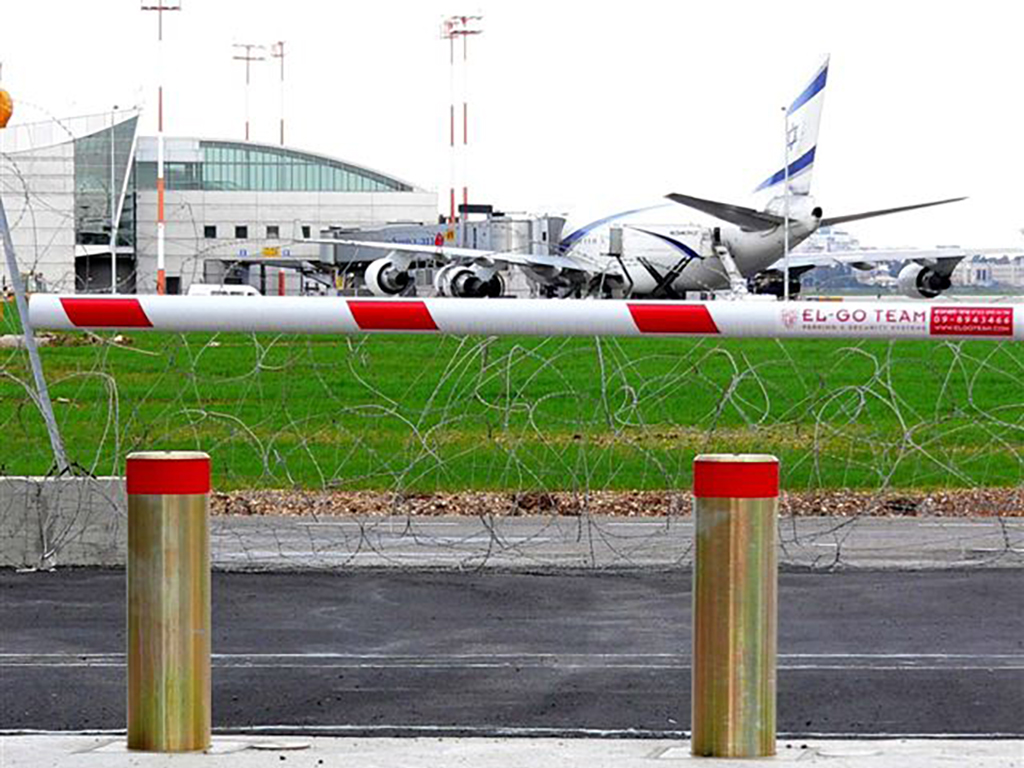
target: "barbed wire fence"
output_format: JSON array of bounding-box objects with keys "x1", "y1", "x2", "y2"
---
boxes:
[
  {"x1": 2, "y1": 304, "x2": 1023, "y2": 571},
  {"x1": 2, "y1": 141, "x2": 1023, "y2": 572}
]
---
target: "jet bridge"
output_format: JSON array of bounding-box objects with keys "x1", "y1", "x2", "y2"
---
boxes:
[{"x1": 315, "y1": 207, "x2": 566, "y2": 297}]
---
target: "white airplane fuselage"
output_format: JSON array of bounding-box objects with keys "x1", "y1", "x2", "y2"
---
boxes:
[{"x1": 565, "y1": 197, "x2": 821, "y2": 295}]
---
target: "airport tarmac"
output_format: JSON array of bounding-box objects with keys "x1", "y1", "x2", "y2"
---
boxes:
[{"x1": 2, "y1": 569, "x2": 1021, "y2": 739}]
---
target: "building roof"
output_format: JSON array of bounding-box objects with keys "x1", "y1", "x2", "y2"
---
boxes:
[
  {"x1": 0, "y1": 109, "x2": 141, "y2": 154},
  {"x1": 135, "y1": 136, "x2": 421, "y2": 193}
]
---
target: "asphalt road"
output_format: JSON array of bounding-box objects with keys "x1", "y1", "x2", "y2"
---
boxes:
[{"x1": 1, "y1": 569, "x2": 1021, "y2": 737}]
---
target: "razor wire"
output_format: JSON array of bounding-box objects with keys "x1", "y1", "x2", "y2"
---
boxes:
[{"x1": 2, "y1": 306, "x2": 1023, "y2": 571}]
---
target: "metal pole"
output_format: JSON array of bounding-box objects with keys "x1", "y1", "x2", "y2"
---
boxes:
[
  {"x1": 447, "y1": 23, "x2": 456, "y2": 224},
  {"x1": 782, "y1": 107, "x2": 790, "y2": 302},
  {"x1": 691, "y1": 453, "x2": 778, "y2": 758},
  {"x1": 461, "y1": 29, "x2": 469, "y2": 222},
  {"x1": 28, "y1": 294, "x2": 1024, "y2": 342},
  {"x1": 142, "y1": 2, "x2": 181, "y2": 295},
  {"x1": 127, "y1": 451, "x2": 211, "y2": 752},
  {"x1": 110, "y1": 107, "x2": 117, "y2": 294},
  {"x1": 271, "y1": 41, "x2": 285, "y2": 146},
  {"x1": 157, "y1": 8, "x2": 165, "y2": 296},
  {"x1": 0, "y1": 196, "x2": 70, "y2": 473},
  {"x1": 233, "y1": 44, "x2": 266, "y2": 143}
]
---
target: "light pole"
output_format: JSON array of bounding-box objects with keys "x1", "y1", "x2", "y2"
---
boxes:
[
  {"x1": 440, "y1": 14, "x2": 483, "y2": 233},
  {"x1": 110, "y1": 106, "x2": 118, "y2": 294},
  {"x1": 232, "y1": 43, "x2": 266, "y2": 142},
  {"x1": 782, "y1": 106, "x2": 790, "y2": 301},
  {"x1": 270, "y1": 41, "x2": 286, "y2": 146},
  {"x1": 141, "y1": 1, "x2": 181, "y2": 295}
]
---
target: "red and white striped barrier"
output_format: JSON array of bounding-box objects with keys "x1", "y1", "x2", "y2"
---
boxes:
[{"x1": 27, "y1": 294, "x2": 1023, "y2": 341}]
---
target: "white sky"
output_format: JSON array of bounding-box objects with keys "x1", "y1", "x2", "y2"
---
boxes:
[{"x1": 3, "y1": 0, "x2": 1023, "y2": 247}]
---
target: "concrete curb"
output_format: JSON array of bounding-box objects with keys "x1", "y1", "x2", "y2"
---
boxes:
[
  {"x1": 1, "y1": 735, "x2": 1020, "y2": 767},
  {"x1": 2, "y1": 477, "x2": 1022, "y2": 571}
]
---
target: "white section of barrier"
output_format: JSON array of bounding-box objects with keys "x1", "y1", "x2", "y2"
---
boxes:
[{"x1": 27, "y1": 294, "x2": 1024, "y2": 341}]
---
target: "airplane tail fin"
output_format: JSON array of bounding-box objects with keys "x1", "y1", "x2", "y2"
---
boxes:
[{"x1": 754, "y1": 56, "x2": 829, "y2": 196}]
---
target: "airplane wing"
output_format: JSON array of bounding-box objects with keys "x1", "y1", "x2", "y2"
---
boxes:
[
  {"x1": 819, "y1": 198, "x2": 967, "y2": 227},
  {"x1": 776, "y1": 248, "x2": 969, "y2": 274},
  {"x1": 305, "y1": 237, "x2": 592, "y2": 273},
  {"x1": 666, "y1": 194, "x2": 968, "y2": 231}
]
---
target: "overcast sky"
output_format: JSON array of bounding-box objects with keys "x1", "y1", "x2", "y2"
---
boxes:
[{"x1": 3, "y1": 1, "x2": 1022, "y2": 247}]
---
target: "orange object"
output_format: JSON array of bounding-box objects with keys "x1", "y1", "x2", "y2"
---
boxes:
[{"x1": 0, "y1": 89, "x2": 12, "y2": 128}]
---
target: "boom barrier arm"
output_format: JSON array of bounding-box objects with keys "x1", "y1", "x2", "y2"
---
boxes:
[{"x1": 28, "y1": 295, "x2": 1022, "y2": 341}]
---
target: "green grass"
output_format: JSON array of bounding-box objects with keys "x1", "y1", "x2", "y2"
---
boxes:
[{"x1": 2, "y1": 301, "x2": 1023, "y2": 491}]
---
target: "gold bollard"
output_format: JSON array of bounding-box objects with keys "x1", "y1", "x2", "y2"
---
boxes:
[
  {"x1": 691, "y1": 454, "x2": 779, "y2": 758},
  {"x1": 126, "y1": 451, "x2": 211, "y2": 752}
]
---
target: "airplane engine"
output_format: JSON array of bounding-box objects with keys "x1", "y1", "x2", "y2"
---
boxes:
[
  {"x1": 364, "y1": 257, "x2": 412, "y2": 296},
  {"x1": 434, "y1": 264, "x2": 504, "y2": 298},
  {"x1": 897, "y1": 263, "x2": 951, "y2": 299},
  {"x1": 748, "y1": 269, "x2": 803, "y2": 298}
]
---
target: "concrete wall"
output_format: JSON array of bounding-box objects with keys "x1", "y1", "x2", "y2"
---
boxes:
[{"x1": 0, "y1": 477, "x2": 125, "y2": 569}]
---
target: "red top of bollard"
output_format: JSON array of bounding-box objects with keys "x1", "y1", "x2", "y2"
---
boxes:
[
  {"x1": 126, "y1": 452, "x2": 211, "y2": 495},
  {"x1": 693, "y1": 454, "x2": 779, "y2": 499}
]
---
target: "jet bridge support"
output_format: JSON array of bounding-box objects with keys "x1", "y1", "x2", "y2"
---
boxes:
[{"x1": 714, "y1": 245, "x2": 750, "y2": 297}]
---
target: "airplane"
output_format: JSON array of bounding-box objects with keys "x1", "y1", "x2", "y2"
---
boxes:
[{"x1": 304, "y1": 57, "x2": 969, "y2": 300}]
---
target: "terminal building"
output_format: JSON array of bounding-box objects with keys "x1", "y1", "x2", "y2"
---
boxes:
[
  {"x1": 951, "y1": 254, "x2": 1024, "y2": 289},
  {"x1": 1, "y1": 109, "x2": 437, "y2": 294}
]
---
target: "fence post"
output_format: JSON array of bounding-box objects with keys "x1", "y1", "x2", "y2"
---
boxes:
[
  {"x1": 126, "y1": 451, "x2": 211, "y2": 752},
  {"x1": 691, "y1": 454, "x2": 779, "y2": 757}
]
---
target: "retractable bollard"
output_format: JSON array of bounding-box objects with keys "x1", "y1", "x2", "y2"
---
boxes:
[
  {"x1": 691, "y1": 454, "x2": 779, "y2": 758},
  {"x1": 126, "y1": 451, "x2": 211, "y2": 752}
]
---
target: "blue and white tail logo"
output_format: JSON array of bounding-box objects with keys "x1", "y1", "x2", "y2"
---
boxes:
[{"x1": 755, "y1": 56, "x2": 829, "y2": 196}]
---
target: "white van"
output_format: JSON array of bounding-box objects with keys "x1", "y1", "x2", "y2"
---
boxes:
[{"x1": 186, "y1": 283, "x2": 261, "y2": 297}]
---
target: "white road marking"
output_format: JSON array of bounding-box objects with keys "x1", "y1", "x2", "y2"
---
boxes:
[
  {"x1": 3, "y1": 652, "x2": 1021, "y2": 671},
  {"x1": 295, "y1": 521, "x2": 463, "y2": 527}
]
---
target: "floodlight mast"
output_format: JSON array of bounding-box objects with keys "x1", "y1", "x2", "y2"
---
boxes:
[
  {"x1": 140, "y1": 0, "x2": 181, "y2": 295},
  {"x1": 270, "y1": 41, "x2": 286, "y2": 146},
  {"x1": 441, "y1": 14, "x2": 483, "y2": 234},
  {"x1": 233, "y1": 43, "x2": 266, "y2": 142}
]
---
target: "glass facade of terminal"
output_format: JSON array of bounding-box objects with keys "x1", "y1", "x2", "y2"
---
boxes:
[
  {"x1": 136, "y1": 141, "x2": 412, "y2": 193},
  {"x1": 74, "y1": 115, "x2": 139, "y2": 247}
]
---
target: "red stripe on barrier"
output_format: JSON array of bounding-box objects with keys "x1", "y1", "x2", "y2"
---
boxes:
[
  {"x1": 628, "y1": 304, "x2": 720, "y2": 334},
  {"x1": 126, "y1": 456, "x2": 211, "y2": 495},
  {"x1": 60, "y1": 298, "x2": 153, "y2": 328},
  {"x1": 347, "y1": 300, "x2": 438, "y2": 331},
  {"x1": 930, "y1": 306, "x2": 1013, "y2": 337},
  {"x1": 694, "y1": 459, "x2": 779, "y2": 499}
]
